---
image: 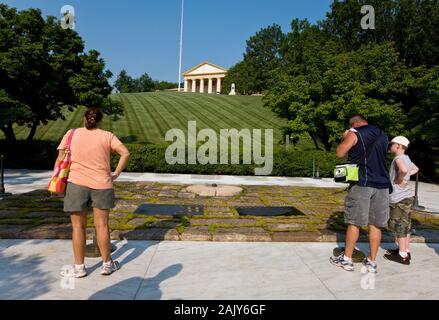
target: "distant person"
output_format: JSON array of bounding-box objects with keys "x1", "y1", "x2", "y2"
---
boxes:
[
  {"x1": 384, "y1": 136, "x2": 419, "y2": 265},
  {"x1": 57, "y1": 108, "x2": 130, "y2": 278},
  {"x1": 330, "y1": 115, "x2": 391, "y2": 273}
]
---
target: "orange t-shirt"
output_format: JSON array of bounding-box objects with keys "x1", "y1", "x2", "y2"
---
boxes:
[{"x1": 57, "y1": 128, "x2": 123, "y2": 190}]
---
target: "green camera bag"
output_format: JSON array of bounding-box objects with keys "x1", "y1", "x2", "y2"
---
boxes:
[
  {"x1": 334, "y1": 164, "x2": 359, "y2": 183},
  {"x1": 333, "y1": 129, "x2": 384, "y2": 184}
]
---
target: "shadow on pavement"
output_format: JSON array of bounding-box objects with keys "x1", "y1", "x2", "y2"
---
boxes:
[
  {"x1": 426, "y1": 242, "x2": 439, "y2": 256},
  {"x1": 88, "y1": 263, "x2": 183, "y2": 300},
  {"x1": 0, "y1": 242, "x2": 51, "y2": 299},
  {"x1": 86, "y1": 240, "x2": 158, "y2": 275},
  {"x1": 327, "y1": 211, "x2": 393, "y2": 261},
  {"x1": 3, "y1": 170, "x2": 51, "y2": 186}
]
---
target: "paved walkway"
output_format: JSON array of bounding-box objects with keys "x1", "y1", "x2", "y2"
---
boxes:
[
  {"x1": 1, "y1": 240, "x2": 438, "y2": 300},
  {"x1": 3, "y1": 169, "x2": 346, "y2": 192},
  {"x1": 3, "y1": 169, "x2": 439, "y2": 213}
]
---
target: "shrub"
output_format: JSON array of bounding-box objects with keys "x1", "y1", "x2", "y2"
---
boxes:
[
  {"x1": 0, "y1": 140, "x2": 339, "y2": 178},
  {"x1": 110, "y1": 144, "x2": 338, "y2": 177},
  {"x1": 0, "y1": 140, "x2": 59, "y2": 170}
]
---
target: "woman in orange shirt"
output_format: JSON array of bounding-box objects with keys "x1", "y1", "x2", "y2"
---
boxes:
[{"x1": 56, "y1": 108, "x2": 130, "y2": 278}]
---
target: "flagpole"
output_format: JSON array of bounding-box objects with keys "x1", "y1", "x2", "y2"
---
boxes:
[{"x1": 178, "y1": 0, "x2": 184, "y2": 92}]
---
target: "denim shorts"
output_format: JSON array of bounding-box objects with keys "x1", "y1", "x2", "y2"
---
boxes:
[
  {"x1": 344, "y1": 184, "x2": 390, "y2": 228},
  {"x1": 64, "y1": 182, "x2": 115, "y2": 212}
]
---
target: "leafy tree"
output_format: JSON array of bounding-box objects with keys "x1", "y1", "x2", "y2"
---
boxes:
[
  {"x1": 0, "y1": 4, "x2": 122, "y2": 142},
  {"x1": 280, "y1": 19, "x2": 342, "y2": 77},
  {"x1": 115, "y1": 71, "x2": 175, "y2": 92},
  {"x1": 324, "y1": 0, "x2": 439, "y2": 67},
  {"x1": 114, "y1": 70, "x2": 137, "y2": 93},
  {"x1": 261, "y1": 0, "x2": 439, "y2": 150},
  {"x1": 153, "y1": 80, "x2": 178, "y2": 91},
  {"x1": 244, "y1": 24, "x2": 284, "y2": 92},
  {"x1": 223, "y1": 24, "x2": 284, "y2": 95},
  {"x1": 264, "y1": 43, "x2": 410, "y2": 150},
  {"x1": 221, "y1": 61, "x2": 253, "y2": 95},
  {"x1": 404, "y1": 66, "x2": 439, "y2": 144},
  {"x1": 136, "y1": 73, "x2": 155, "y2": 92}
]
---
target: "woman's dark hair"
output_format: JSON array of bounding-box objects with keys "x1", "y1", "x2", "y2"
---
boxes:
[{"x1": 84, "y1": 108, "x2": 103, "y2": 129}]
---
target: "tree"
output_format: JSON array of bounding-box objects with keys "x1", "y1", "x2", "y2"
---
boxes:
[
  {"x1": 280, "y1": 19, "x2": 342, "y2": 77},
  {"x1": 137, "y1": 73, "x2": 154, "y2": 92},
  {"x1": 264, "y1": 43, "x2": 410, "y2": 151},
  {"x1": 261, "y1": 1, "x2": 439, "y2": 150},
  {"x1": 221, "y1": 61, "x2": 253, "y2": 95},
  {"x1": 0, "y1": 4, "x2": 123, "y2": 142},
  {"x1": 324, "y1": 0, "x2": 439, "y2": 67},
  {"x1": 222, "y1": 24, "x2": 285, "y2": 95},
  {"x1": 244, "y1": 24, "x2": 285, "y2": 93},
  {"x1": 404, "y1": 66, "x2": 439, "y2": 144},
  {"x1": 153, "y1": 80, "x2": 178, "y2": 91},
  {"x1": 114, "y1": 71, "x2": 173, "y2": 92},
  {"x1": 114, "y1": 70, "x2": 137, "y2": 93}
]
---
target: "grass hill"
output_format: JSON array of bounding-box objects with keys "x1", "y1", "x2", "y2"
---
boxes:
[{"x1": 3, "y1": 92, "x2": 289, "y2": 145}]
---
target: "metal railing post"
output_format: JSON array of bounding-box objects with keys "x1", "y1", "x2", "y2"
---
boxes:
[
  {"x1": 85, "y1": 227, "x2": 117, "y2": 258},
  {"x1": 0, "y1": 155, "x2": 12, "y2": 197},
  {"x1": 413, "y1": 172, "x2": 425, "y2": 211},
  {"x1": 312, "y1": 157, "x2": 316, "y2": 179},
  {"x1": 0, "y1": 155, "x2": 5, "y2": 194}
]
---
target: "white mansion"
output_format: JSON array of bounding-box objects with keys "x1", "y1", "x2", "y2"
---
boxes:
[{"x1": 182, "y1": 61, "x2": 227, "y2": 94}]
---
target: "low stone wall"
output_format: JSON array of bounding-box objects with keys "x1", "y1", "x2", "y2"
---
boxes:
[{"x1": 1, "y1": 182, "x2": 438, "y2": 242}]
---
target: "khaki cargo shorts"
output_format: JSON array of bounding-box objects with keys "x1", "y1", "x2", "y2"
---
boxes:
[
  {"x1": 64, "y1": 182, "x2": 115, "y2": 212},
  {"x1": 344, "y1": 184, "x2": 390, "y2": 228},
  {"x1": 388, "y1": 197, "x2": 414, "y2": 238}
]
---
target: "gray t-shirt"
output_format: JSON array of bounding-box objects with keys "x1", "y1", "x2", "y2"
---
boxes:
[{"x1": 389, "y1": 154, "x2": 415, "y2": 204}]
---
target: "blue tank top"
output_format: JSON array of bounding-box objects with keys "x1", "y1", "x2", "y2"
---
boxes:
[{"x1": 348, "y1": 125, "x2": 391, "y2": 189}]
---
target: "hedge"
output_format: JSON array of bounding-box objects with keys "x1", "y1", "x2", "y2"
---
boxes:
[
  {"x1": 108, "y1": 143, "x2": 337, "y2": 177},
  {"x1": 1, "y1": 140, "x2": 337, "y2": 177},
  {"x1": 4, "y1": 140, "x2": 434, "y2": 181}
]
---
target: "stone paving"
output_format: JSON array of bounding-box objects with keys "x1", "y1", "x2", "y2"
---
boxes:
[
  {"x1": 1, "y1": 240, "x2": 439, "y2": 300},
  {"x1": 1, "y1": 182, "x2": 439, "y2": 243}
]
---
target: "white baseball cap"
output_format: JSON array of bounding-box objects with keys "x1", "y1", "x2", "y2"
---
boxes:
[{"x1": 391, "y1": 136, "x2": 410, "y2": 148}]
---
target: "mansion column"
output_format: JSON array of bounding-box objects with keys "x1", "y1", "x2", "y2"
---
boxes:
[
  {"x1": 200, "y1": 78, "x2": 205, "y2": 93},
  {"x1": 192, "y1": 79, "x2": 197, "y2": 93},
  {"x1": 208, "y1": 78, "x2": 213, "y2": 94},
  {"x1": 216, "y1": 77, "x2": 222, "y2": 93},
  {"x1": 184, "y1": 79, "x2": 188, "y2": 92}
]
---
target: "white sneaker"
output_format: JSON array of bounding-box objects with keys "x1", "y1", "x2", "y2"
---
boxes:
[
  {"x1": 330, "y1": 253, "x2": 354, "y2": 271},
  {"x1": 101, "y1": 260, "x2": 120, "y2": 276},
  {"x1": 60, "y1": 265, "x2": 87, "y2": 278},
  {"x1": 362, "y1": 258, "x2": 378, "y2": 273}
]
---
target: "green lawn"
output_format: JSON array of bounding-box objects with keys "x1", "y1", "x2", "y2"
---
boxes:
[{"x1": 4, "y1": 92, "x2": 289, "y2": 145}]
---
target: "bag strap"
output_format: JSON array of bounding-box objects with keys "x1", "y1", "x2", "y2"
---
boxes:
[
  {"x1": 357, "y1": 129, "x2": 383, "y2": 164},
  {"x1": 66, "y1": 129, "x2": 76, "y2": 151}
]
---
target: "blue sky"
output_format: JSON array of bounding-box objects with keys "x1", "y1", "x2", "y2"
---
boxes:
[{"x1": 4, "y1": 0, "x2": 334, "y2": 83}]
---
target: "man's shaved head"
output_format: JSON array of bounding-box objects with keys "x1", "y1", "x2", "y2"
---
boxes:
[{"x1": 349, "y1": 115, "x2": 368, "y2": 127}]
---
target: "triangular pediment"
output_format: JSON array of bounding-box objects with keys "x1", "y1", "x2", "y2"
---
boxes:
[{"x1": 182, "y1": 61, "x2": 227, "y2": 76}]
